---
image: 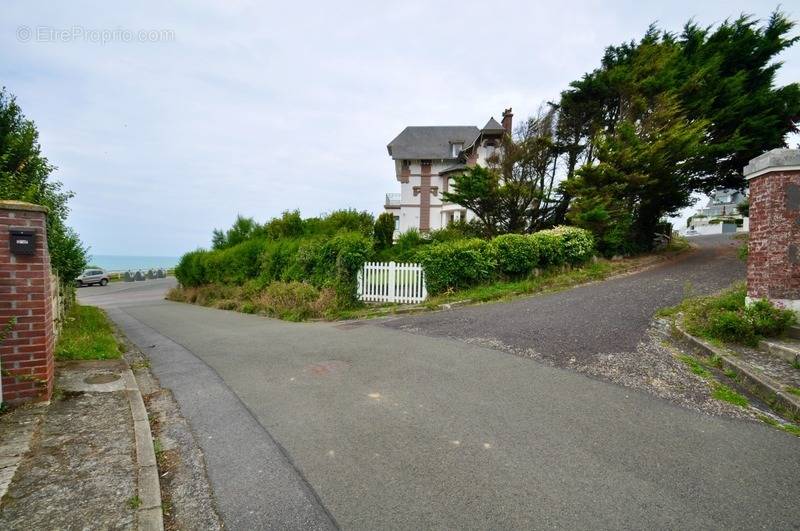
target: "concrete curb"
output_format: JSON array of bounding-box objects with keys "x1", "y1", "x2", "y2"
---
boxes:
[
  {"x1": 123, "y1": 369, "x2": 164, "y2": 531},
  {"x1": 758, "y1": 339, "x2": 800, "y2": 365},
  {"x1": 666, "y1": 324, "x2": 800, "y2": 422}
]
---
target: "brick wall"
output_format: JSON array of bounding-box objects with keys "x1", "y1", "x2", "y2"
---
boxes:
[
  {"x1": 0, "y1": 201, "x2": 54, "y2": 403},
  {"x1": 419, "y1": 161, "x2": 431, "y2": 232},
  {"x1": 744, "y1": 149, "x2": 800, "y2": 313}
]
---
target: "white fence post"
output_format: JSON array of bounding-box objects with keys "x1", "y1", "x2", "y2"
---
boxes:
[
  {"x1": 357, "y1": 261, "x2": 427, "y2": 304},
  {"x1": 388, "y1": 261, "x2": 396, "y2": 302}
]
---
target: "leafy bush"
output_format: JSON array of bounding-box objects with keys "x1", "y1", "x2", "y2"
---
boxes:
[
  {"x1": 373, "y1": 212, "x2": 395, "y2": 249},
  {"x1": 747, "y1": 299, "x2": 796, "y2": 337},
  {"x1": 175, "y1": 249, "x2": 209, "y2": 287},
  {"x1": 491, "y1": 234, "x2": 539, "y2": 277},
  {"x1": 260, "y1": 238, "x2": 301, "y2": 282},
  {"x1": 309, "y1": 209, "x2": 374, "y2": 236},
  {"x1": 263, "y1": 210, "x2": 305, "y2": 240},
  {"x1": 551, "y1": 226, "x2": 595, "y2": 264},
  {"x1": 417, "y1": 238, "x2": 496, "y2": 294},
  {"x1": 256, "y1": 281, "x2": 320, "y2": 321},
  {"x1": 682, "y1": 284, "x2": 797, "y2": 346},
  {"x1": 324, "y1": 232, "x2": 373, "y2": 305},
  {"x1": 528, "y1": 230, "x2": 564, "y2": 267}
]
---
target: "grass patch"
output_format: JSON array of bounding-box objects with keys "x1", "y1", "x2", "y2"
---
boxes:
[
  {"x1": 665, "y1": 234, "x2": 691, "y2": 253},
  {"x1": 723, "y1": 367, "x2": 738, "y2": 380},
  {"x1": 711, "y1": 383, "x2": 749, "y2": 408},
  {"x1": 55, "y1": 304, "x2": 123, "y2": 360},
  {"x1": 677, "y1": 354, "x2": 712, "y2": 378},
  {"x1": 757, "y1": 414, "x2": 800, "y2": 437},
  {"x1": 785, "y1": 386, "x2": 800, "y2": 397},
  {"x1": 659, "y1": 283, "x2": 797, "y2": 346}
]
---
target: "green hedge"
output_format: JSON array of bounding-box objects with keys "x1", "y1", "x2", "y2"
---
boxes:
[
  {"x1": 417, "y1": 238, "x2": 496, "y2": 294},
  {"x1": 491, "y1": 234, "x2": 539, "y2": 277},
  {"x1": 419, "y1": 227, "x2": 595, "y2": 294},
  {"x1": 177, "y1": 224, "x2": 596, "y2": 301},
  {"x1": 551, "y1": 226, "x2": 595, "y2": 264},
  {"x1": 175, "y1": 231, "x2": 373, "y2": 305}
]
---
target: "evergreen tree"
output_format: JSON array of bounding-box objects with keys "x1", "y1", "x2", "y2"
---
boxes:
[{"x1": 0, "y1": 88, "x2": 87, "y2": 281}]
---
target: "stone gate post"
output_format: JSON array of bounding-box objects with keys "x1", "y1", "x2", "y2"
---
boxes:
[
  {"x1": 0, "y1": 200, "x2": 55, "y2": 403},
  {"x1": 743, "y1": 148, "x2": 800, "y2": 314}
]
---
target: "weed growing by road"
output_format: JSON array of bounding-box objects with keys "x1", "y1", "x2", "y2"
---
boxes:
[
  {"x1": 676, "y1": 353, "x2": 748, "y2": 408},
  {"x1": 711, "y1": 383, "x2": 748, "y2": 408},
  {"x1": 127, "y1": 496, "x2": 142, "y2": 509},
  {"x1": 677, "y1": 354, "x2": 711, "y2": 378},
  {"x1": 785, "y1": 386, "x2": 800, "y2": 397},
  {"x1": 56, "y1": 304, "x2": 123, "y2": 360},
  {"x1": 758, "y1": 414, "x2": 800, "y2": 437}
]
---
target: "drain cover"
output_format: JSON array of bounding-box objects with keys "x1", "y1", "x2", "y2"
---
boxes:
[{"x1": 84, "y1": 373, "x2": 121, "y2": 384}]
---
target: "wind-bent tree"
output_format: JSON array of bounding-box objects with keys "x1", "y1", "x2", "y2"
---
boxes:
[
  {"x1": 550, "y1": 10, "x2": 800, "y2": 251},
  {"x1": 0, "y1": 88, "x2": 86, "y2": 281},
  {"x1": 566, "y1": 95, "x2": 706, "y2": 254}
]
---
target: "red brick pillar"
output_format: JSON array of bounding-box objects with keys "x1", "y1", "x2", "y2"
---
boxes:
[
  {"x1": 0, "y1": 200, "x2": 55, "y2": 403},
  {"x1": 419, "y1": 160, "x2": 432, "y2": 233},
  {"x1": 743, "y1": 149, "x2": 800, "y2": 314}
]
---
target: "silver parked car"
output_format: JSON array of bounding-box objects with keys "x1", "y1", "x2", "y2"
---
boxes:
[{"x1": 76, "y1": 268, "x2": 109, "y2": 287}]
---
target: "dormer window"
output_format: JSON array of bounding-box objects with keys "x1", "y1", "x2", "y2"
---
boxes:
[{"x1": 451, "y1": 143, "x2": 463, "y2": 157}]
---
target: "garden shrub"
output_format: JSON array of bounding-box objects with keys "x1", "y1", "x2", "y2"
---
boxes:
[
  {"x1": 221, "y1": 238, "x2": 266, "y2": 284},
  {"x1": 491, "y1": 233, "x2": 539, "y2": 277},
  {"x1": 175, "y1": 249, "x2": 209, "y2": 287},
  {"x1": 323, "y1": 232, "x2": 374, "y2": 305},
  {"x1": 373, "y1": 212, "x2": 395, "y2": 250},
  {"x1": 551, "y1": 226, "x2": 595, "y2": 264},
  {"x1": 682, "y1": 284, "x2": 797, "y2": 346},
  {"x1": 260, "y1": 238, "x2": 301, "y2": 282},
  {"x1": 528, "y1": 230, "x2": 564, "y2": 267},
  {"x1": 417, "y1": 238, "x2": 496, "y2": 294},
  {"x1": 256, "y1": 281, "x2": 320, "y2": 321}
]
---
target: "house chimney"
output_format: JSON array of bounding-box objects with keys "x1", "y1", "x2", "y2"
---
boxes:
[{"x1": 501, "y1": 108, "x2": 513, "y2": 134}]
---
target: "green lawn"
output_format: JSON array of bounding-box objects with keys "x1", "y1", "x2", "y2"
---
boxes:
[{"x1": 56, "y1": 304, "x2": 124, "y2": 360}]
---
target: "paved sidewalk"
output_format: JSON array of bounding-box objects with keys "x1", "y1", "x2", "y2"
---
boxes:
[{"x1": 0, "y1": 361, "x2": 150, "y2": 530}]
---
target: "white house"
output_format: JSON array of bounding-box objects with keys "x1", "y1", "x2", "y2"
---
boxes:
[
  {"x1": 685, "y1": 188, "x2": 749, "y2": 235},
  {"x1": 384, "y1": 108, "x2": 512, "y2": 235}
]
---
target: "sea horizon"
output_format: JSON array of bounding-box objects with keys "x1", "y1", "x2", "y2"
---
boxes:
[{"x1": 88, "y1": 254, "x2": 180, "y2": 272}]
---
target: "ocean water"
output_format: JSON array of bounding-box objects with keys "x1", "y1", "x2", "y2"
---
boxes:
[{"x1": 89, "y1": 255, "x2": 180, "y2": 272}]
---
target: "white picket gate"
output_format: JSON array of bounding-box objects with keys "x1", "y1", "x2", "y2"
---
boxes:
[{"x1": 357, "y1": 261, "x2": 427, "y2": 304}]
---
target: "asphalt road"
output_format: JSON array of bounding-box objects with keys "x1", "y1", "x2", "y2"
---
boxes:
[
  {"x1": 382, "y1": 234, "x2": 746, "y2": 365},
  {"x1": 79, "y1": 241, "x2": 800, "y2": 530}
]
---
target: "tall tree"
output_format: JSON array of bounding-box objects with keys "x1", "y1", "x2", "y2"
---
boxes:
[
  {"x1": 0, "y1": 88, "x2": 87, "y2": 281},
  {"x1": 555, "y1": 12, "x2": 800, "y2": 199},
  {"x1": 566, "y1": 95, "x2": 706, "y2": 254}
]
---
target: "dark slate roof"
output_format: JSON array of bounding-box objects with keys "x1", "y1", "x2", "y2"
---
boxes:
[
  {"x1": 387, "y1": 126, "x2": 480, "y2": 159},
  {"x1": 439, "y1": 163, "x2": 468, "y2": 175},
  {"x1": 481, "y1": 117, "x2": 504, "y2": 133}
]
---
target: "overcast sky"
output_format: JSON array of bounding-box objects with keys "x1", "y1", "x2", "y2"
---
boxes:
[{"x1": 2, "y1": 1, "x2": 797, "y2": 255}]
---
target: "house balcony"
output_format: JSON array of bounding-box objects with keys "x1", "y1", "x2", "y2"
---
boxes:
[{"x1": 385, "y1": 193, "x2": 401, "y2": 209}]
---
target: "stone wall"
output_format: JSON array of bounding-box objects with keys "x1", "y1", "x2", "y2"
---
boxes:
[{"x1": 0, "y1": 200, "x2": 55, "y2": 403}]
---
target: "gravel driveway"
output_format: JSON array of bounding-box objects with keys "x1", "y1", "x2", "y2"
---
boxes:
[{"x1": 382, "y1": 234, "x2": 744, "y2": 366}]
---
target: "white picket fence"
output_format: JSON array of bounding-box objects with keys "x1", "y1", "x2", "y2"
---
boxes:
[{"x1": 358, "y1": 261, "x2": 428, "y2": 304}]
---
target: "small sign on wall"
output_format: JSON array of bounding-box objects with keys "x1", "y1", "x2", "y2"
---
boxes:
[{"x1": 10, "y1": 229, "x2": 36, "y2": 255}]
